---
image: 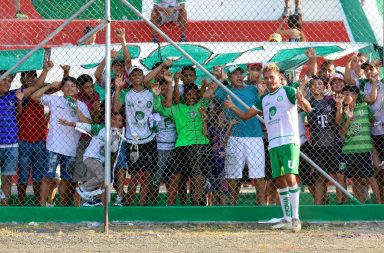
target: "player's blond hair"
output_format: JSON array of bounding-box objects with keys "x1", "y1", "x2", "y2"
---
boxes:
[{"x1": 263, "y1": 63, "x2": 280, "y2": 75}]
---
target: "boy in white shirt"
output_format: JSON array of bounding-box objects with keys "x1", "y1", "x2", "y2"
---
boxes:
[
  {"x1": 59, "y1": 113, "x2": 124, "y2": 206},
  {"x1": 31, "y1": 76, "x2": 91, "y2": 206}
]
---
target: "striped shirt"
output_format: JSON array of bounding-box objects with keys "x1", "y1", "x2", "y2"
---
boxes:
[{"x1": 341, "y1": 103, "x2": 373, "y2": 154}]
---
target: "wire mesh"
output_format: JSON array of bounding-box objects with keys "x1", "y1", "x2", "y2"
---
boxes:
[{"x1": 0, "y1": 0, "x2": 383, "y2": 215}]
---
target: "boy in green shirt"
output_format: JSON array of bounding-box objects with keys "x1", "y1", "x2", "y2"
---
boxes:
[
  {"x1": 153, "y1": 84, "x2": 211, "y2": 205},
  {"x1": 338, "y1": 85, "x2": 381, "y2": 203}
]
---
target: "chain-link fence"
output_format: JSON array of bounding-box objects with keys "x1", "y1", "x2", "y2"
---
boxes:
[{"x1": 0, "y1": 0, "x2": 383, "y2": 228}]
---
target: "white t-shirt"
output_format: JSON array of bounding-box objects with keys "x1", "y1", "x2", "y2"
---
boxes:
[
  {"x1": 156, "y1": 115, "x2": 176, "y2": 150},
  {"x1": 41, "y1": 95, "x2": 91, "y2": 157},
  {"x1": 124, "y1": 89, "x2": 156, "y2": 144},
  {"x1": 364, "y1": 80, "x2": 384, "y2": 136},
  {"x1": 83, "y1": 127, "x2": 120, "y2": 163}
]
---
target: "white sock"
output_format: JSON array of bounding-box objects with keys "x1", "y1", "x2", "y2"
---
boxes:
[
  {"x1": 289, "y1": 184, "x2": 300, "y2": 219},
  {"x1": 278, "y1": 187, "x2": 291, "y2": 220}
]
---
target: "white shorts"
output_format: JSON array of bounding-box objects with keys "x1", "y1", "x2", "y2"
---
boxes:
[
  {"x1": 159, "y1": 10, "x2": 179, "y2": 24},
  {"x1": 224, "y1": 137, "x2": 265, "y2": 179}
]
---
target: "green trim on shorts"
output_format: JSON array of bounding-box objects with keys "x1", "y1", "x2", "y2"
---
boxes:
[{"x1": 269, "y1": 144, "x2": 300, "y2": 178}]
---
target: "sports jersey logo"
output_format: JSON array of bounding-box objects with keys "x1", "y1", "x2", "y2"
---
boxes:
[
  {"x1": 135, "y1": 111, "x2": 145, "y2": 122},
  {"x1": 268, "y1": 106, "x2": 277, "y2": 120},
  {"x1": 146, "y1": 101, "x2": 153, "y2": 108},
  {"x1": 126, "y1": 101, "x2": 134, "y2": 107},
  {"x1": 189, "y1": 110, "x2": 198, "y2": 118},
  {"x1": 349, "y1": 122, "x2": 362, "y2": 136},
  {"x1": 164, "y1": 118, "x2": 173, "y2": 127},
  {"x1": 277, "y1": 95, "x2": 283, "y2": 102},
  {"x1": 317, "y1": 115, "x2": 328, "y2": 128}
]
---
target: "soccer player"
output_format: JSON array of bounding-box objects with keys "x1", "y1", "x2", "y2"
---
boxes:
[{"x1": 224, "y1": 64, "x2": 311, "y2": 232}]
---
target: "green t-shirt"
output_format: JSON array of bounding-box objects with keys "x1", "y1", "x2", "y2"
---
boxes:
[
  {"x1": 154, "y1": 95, "x2": 210, "y2": 147},
  {"x1": 341, "y1": 102, "x2": 373, "y2": 154},
  {"x1": 94, "y1": 83, "x2": 105, "y2": 102}
]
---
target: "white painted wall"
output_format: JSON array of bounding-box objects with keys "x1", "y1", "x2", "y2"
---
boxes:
[{"x1": 141, "y1": 0, "x2": 344, "y2": 21}]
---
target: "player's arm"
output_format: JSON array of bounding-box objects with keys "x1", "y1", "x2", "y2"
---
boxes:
[{"x1": 224, "y1": 95, "x2": 260, "y2": 120}]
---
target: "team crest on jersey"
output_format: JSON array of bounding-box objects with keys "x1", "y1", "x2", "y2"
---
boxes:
[
  {"x1": 326, "y1": 105, "x2": 332, "y2": 112},
  {"x1": 146, "y1": 101, "x2": 152, "y2": 108},
  {"x1": 126, "y1": 101, "x2": 134, "y2": 107},
  {"x1": 350, "y1": 122, "x2": 362, "y2": 136},
  {"x1": 9, "y1": 101, "x2": 15, "y2": 107},
  {"x1": 268, "y1": 106, "x2": 277, "y2": 120},
  {"x1": 277, "y1": 95, "x2": 283, "y2": 102},
  {"x1": 164, "y1": 118, "x2": 173, "y2": 127},
  {"x1": 189, "y1": 110, "x2": 198, "y2": 118},
  {"x1": 135, "y1": 111, "x2": 145, "y2": 122}
]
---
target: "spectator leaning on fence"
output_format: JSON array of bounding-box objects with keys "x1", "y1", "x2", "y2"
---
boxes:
[
  {"x1": 306, "y1": 76, "x2": 346, "y2": 205},
  {"x1": 336, "y1": 85, "x2": 381, "y2": 204},
  {"x1": 94, "y1": 28, "x2": 132, "y2": 100},
  {"x1": 205, "y1": 65, "x2": 266, "y2": 206},
  {"x1": 150, "y1": 73, "x2": 177, "y2": 206},
  {"x1": 0, "y1": 63, "x2": 48, "y2": 205},
  {"x1": 17, "y1": 70, "x2": 54, "y2": 206},
  {"x1": 153, "y1": 82, "x2": 212, "y2": 206},
  {"x1": 151, "y1": 0, "x2": 188, "y2": 43},
  {"x1": 204, "y1": 102, "x2": 237, "y2": 206},
  {"x1": 224, "y1": 63, "x2": 311, "y2": 232},
  {"x1": 346, "y1": 59, "x2": 384, "y2": 202},
  {"x1": 113, "y1": 66, "x2": 159, "y2": 206},
  {"x1": 59, "y1": 113, "x2": 123, "y2": 207},
  {"x1": 31, "y1": 75, "x2": 91, "y2": 207}
]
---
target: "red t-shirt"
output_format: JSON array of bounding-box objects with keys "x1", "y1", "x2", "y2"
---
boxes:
[{"x1": 18, "y1": 99, "x2": 48, "y2": 142}]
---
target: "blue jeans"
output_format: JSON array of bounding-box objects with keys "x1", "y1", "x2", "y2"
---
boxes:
[
  {"x1": 18, "y1": 141, "x2": 47, "y2": 184},
  {"x1": 0, "y1": 147, "x2": 18, "y2": 176},
  {"x1": 46, "y1": 151, "x2": 76, "y2": 181}
]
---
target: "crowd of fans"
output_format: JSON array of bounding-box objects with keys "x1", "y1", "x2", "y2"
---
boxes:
[{"x1": 0, "y1": 26, "x2": 383, "y2": 209}]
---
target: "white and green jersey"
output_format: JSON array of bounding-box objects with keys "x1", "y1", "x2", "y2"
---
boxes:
[
  {"x1": 157, "y1": 115, "x2": 176, "y2": 150},
  {"x1": 253, "y1": 85, "x2": 300, "y2": 150},
  {"x1": 124, "y1": 89, "x2": 156, "y2": 144},
  {"x1": 154, "y1": 0, "x2": 185, "y2": 8}
]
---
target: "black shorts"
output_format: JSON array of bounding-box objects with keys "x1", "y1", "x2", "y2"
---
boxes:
[
  {"x1": 372, "y1": 135, "x2": 384, "y2": 161},
  {"x1": 298, "y1": 142, "x2": 317, "y2": 185},
  {"x1": 310, "y1": 145, "x2": 343, "y2": 175},
  {"x1": 343, "y1": 152, "x2": 374, "y2": 179},
  {"x1": 173, "y1": 145, "x2": 211, "y2": 178},
  {"x1": 125, "y1": 138, "x2": 157, "y2": 173}
]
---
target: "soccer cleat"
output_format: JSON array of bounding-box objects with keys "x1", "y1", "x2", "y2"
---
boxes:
[
  {"x1": 179, "y1": 35, "x2": 188, "y2": 42},
  {"x1": 151, "y1": 36, "x2": 159, "y2": 43},
  {"x1": 83, "y1": 198, "x2": 103, "y2": 207},
  {"x1": 294, "y1": 8, "x2": 302, "y2": 16},
  {"x1": 280, "y1": 7, "x2": 291, "y2": 20},
  {"x1": 113, "y1": 196, "x2": 123, "y2": 207},
  {"x1": 271, "y1": 219, "x2": 292, "y2": 230},
  {"x1": 15, "y1": 11, "x2": 28, "y2": 19},
  {"x1": 291, "y1": 218, "x2": 302, "y2": 232}
]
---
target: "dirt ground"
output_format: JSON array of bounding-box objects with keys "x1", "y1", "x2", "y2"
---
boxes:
[{"x1": 0, "y1": 222, "x2": 383, "y2": 252}]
